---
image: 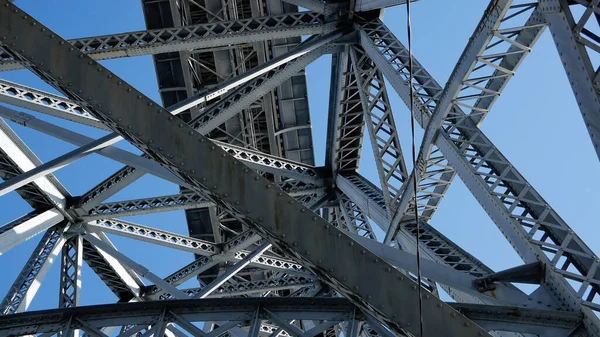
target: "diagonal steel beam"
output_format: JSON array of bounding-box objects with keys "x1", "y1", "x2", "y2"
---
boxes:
[
  {"x1": 0, "y1": 4, "x2": 490, "y2": 336},
  {"x1": 0, "y1": 227, "x2": 66, "y2": 315},
  {"x1": 359, "y1": 14, "x2": 600, "y2": 335},
  {"x1": 0, "y1": 209, "x2": 63, "y2": 255}
]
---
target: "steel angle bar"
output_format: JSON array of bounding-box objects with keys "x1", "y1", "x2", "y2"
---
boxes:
[
  {"x1": 0, "y1": 5, "x2": 491, "y2": 337},
  {"x1": 169, "y1": 31, "x2": 343, "y2": 115},
  {"x1": 83, "y1": 233, "x2": 188, "y2": 299},
  {"x1": 81, "y1": 233, "x2": 144, "y2": 300},
  {"x1": 1, "y1": 107, "x2": 325, "y2": 193},
  {"x1": 0, "y1": 133, "x2": 120, "y2": 197},
  {"x1": 0, "y1": 12, "x2": 335, "y2": 72},
  {"x1": 0, "y1": 117, "x2": 69, "y2": 211},
  {"x1": 326, "y1": 49, "x2": 365, "y2": 175},
  {"x1": 84, "y1": 219, "x2": 218, "y2": 256},
  {"x1": 192, "y1": 242, "x2": 272, "y2": 299},
  {"x1": 0, "y1": 227, "x2": 66, "y2": 315},
  {"x1": 0, "y1": 209, "x2": 63, "y2": 255},
  {"x1": 540, "y1": 0, "x2": 600, "y2": 161}
]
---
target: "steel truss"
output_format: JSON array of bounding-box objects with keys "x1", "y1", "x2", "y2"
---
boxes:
[{"x1": 0, "y1": 0, "x2": 598, "y2": 337}]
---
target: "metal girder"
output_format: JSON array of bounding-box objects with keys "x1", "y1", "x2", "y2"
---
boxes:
[
  {"x1": 80, "y1": 236, "x2": 143, "y2": 301},
  {"x1": 77, "y1": 165, "x2": 146, "y2": 210},
  {"x1": 354, "y1": 0, "x2": 412, "y2": 12},
  {"x1": 326, "y1": 49, "x2": 365, "y2": 174},
  {"x1": 77, "y1": 193, "x2": 214, "y2": 220},
  {"x1": 0, "y1": 227, "x2": 66, "y2": 315},
  {"x1": 76, "y1": 183, "x2": 323, "y2": 220},
  {"x1": 0, "y1": 12, "x2": 336, "y2": 72},
  {"x1": 0, "y1": 133, "x2": 120, "y2": 197},
  {"x1": 189, "y1": 44, "x2": 333, "y2": 135},
  {"x1": 0, "y1": 79, "x2": 108, "y2": 130},
  {"x1": 540, "y1": 0, "x2": 600, "y2": 161},
  {"x1": 450, "y1": 303, "x2": 582, "y2": 336},
  {"x1": 0, "y1": 298, "x2": 582, "y2": 337},
  {"x1": 0, "y1": 298, "x2": 355, "y2": 337},
  {"x1": 1, "y1": 107, "x2": 324, "y2": 190},
  {"x1": 0, "y1": 3, "x2": 492, "y2": 336},
  {"x1": 59, "y1": 235, "x2": 83, "y2": 308},
  {"x1": 335, "y1": 191, "x2": 377, "y2": 240},
  {"x1": 0, "y1": 117, "x2": 69, "y2": 211},
  {"x1": 169, "y1": 32, "x2": 341, "y2": 116},
  {"x1": 0, "y1": 209, "x2": 63, "y2": 255},
  {"x1": 85, "y1": 219, "x2": 218, "y2": 256},
  {"x1": 358, "y1": 6, "x2": 546, "y2": 228},
  {"x1": 192, "y1": 242, "x2": 272, "y2": 299},
  {"x1": 358, "y1": 14, "x2": 600, "y2": 335},
  {"x1": 350, "y1": 45, "x2": 408, "y2": 212}
]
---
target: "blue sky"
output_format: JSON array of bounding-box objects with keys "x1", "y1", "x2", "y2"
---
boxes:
[{"x1": 1, "y1": 0, "x2": 599, "y2": 311}]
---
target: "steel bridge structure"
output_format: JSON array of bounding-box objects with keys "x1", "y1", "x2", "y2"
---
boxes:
[{"x1": 0, "y1": 0, "x2": 599, "y2": 336}]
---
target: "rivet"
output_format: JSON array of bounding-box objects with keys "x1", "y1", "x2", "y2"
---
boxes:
[
  {"x1": 464, "y1": 322, "x2": 469, "y2": 327},
  {"x1": 168, "y1": 154, "x2": 174, "y2": 158},
  {"x1": 399, "y1": 276, "x2": 404, "y2": 281},
  {"x1": 88, "y1": 61, "x2": 93, "y2": 65},
  {"x1": 317, "y1": 259, "x2": 322, "y2": 264},
  {"x1": 300, "y1": 208, "x2": 306, "y2": 213},
  {"x1": 367, "y1": 295, "x2": 372, "y2": 299},
  {"x1": 235, "y1": 201, "x2": 240, "y2": 205},
  {"x1": 354, "y1": 286, "x2": 359, "y2": 291},
  {"x1": 393, "y1": 314, "x2": 398, "y2": 318},
  {"x1": 180, "y1": 162, "x2": 185, "y2": 166},
  {"x1": 360, "y1": 250, "x2": 366, "y2": 255},
  {"x1": 349, "y1": 242, "x2": 354, "y2": 246},
  {"x1": 137, "y1": 95, "x2": 142, "y2": 99},
  {"x1": 188, "y1": 131, "x2": 194, "y2": 135},
  {"x1": 78, "y1": 54, "x2": 83, "y2": 59},
  {"x1": 127, "y1": 88, "x2": 132, "y2": 92},
  {"x1": 243, "y1": 168, "x2": 249, "y2": 173},
  {"x1": 374, "y1": 258, "x2": 379, "y2": 263},
  {"x1": 288, "y1": 200, "x2": 293, "y2": 204},
  {"x1": 312, "y1": 216, "x2": 317, "y2": 221},
  {"x1": 292, "y1": 242, "x2": 297, "y2": 247},
  {"x1": 342, "y1": 276, "x2": 347, "y2": 281},
  {"x1": 108, "y1": 75, "x2": 113, "y2": 79},
  {"x1": 306, "y1": 251, "x2": 311, "y2": 256},
  {"x1": 328, "y1": 268, "x2": 334, "y2": 272},
  {"x1": 178, "y1": 123, "x2": 183, "y2": 128},
  {"x1": 168, "y1": 116, "x2": 174, "y2": 121},
  {"x1": 277, "y1": 192, "x2": 283, "y2": 196},
  {"x1": 202, "y1": 178, "x2": 206, "y2": 182},
  {"x1": 158, "y1": 147, "x2": 163, "y2": 151},
  {"x1": 68, "y1": 83, "x2": 73, "y2": 87},
  {"x1": 451, "y1": 313, "x2": 456, "y2": 317},
  {"x1": 118, "y1": 81, "x2": 122, "y2": 85},
  {"x1": 386, "y1": 267, "x2": 391, "y2": 272},
  {"x1": 69, "y1": 47, "x2": 74, "y2": 51},
  {"x1": 117, "y1": 117, "x2": 122, "y2": 122},
  {"x1": 257, "y1": 217, "x2": 263, "y2": 221},
  {"x1": 59, "y1": 41, "x2": 64, "y2": 45},
  {"x1": 212, "y1": 185, "x2": 217, "y2": 190},
  {"x1": 107, "y1": 111, "x2": 112, "y2": 115},
  {"x1": 221, "y1": 153, "x2": 226, "y2": 157},
  {"x1": 127, "y1": 125, "x2": 132, "y2": 129},
  {"x1": 223, "y1": 193, "x2": 229, "y2": 197},
  {"x1": 266, "y1": 184, "x2": 271, "y2": 189},
  {"x1": 199, "y1": 138, "x2": 204, "y2": 142},
  {"x1": 337, "y1": 233, "x2": 341, "y2": 238},
  {"x1": 254, "y1": 176, "x2": 260, "y2": 181},
  {"x1": 190, "y1": 169, "x2": 195, "y2": 174},
  {"x1": 246, "y1": 210, "x2": 251, "y2": 214},
  {"x1": 437, "y1": 303, "x2": 442, "y2": 308}
]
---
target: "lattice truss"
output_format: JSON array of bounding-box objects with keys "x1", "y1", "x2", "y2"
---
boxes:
[{"x1": 0, "y1": 0, "x2": 599, "y2": 336}]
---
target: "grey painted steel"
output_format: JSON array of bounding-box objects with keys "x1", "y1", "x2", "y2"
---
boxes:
[
  {"x1": 0, "y1": 133, "x2": 120, "y2": 197},
  {"x1": 193, "y1": 242, "x2": 272, "y2": 298},
  {"x1": 0, "y1": 107, "x2": 322, "y2": 191},
  {"x1": 350, "y1": 45, "x2": 407, "y2": 212},
  {"x1": 359, "y1": 14, "x2": 600, "y2": 335},
  {"x1": 354, "y1": 0, "x2": 410, "y2": 12},
  {"x1": 0, "y1": 5, "x2": 492, "y2": 335},
  {"x1": 0, "y1": 209, "x2": 63, "y2": 255},
  {"x1": 0, "y1": 227, "x2": 66, "y2": 315},
  {"x1": 541, "y1": 0, "x2": 600, "y2": 161},
  {"x1": 0, "y1": 298, "x2": 582, "y2": 337},
  {"x1": 0, "y1": 117, "x2": 70, "y2": 212},
  {"x1": 0, "y1": 12, "x2": 335, "y2": 72},
  {"x1": 59, "y1": 235, "x2": 83, "y2": 308}
]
